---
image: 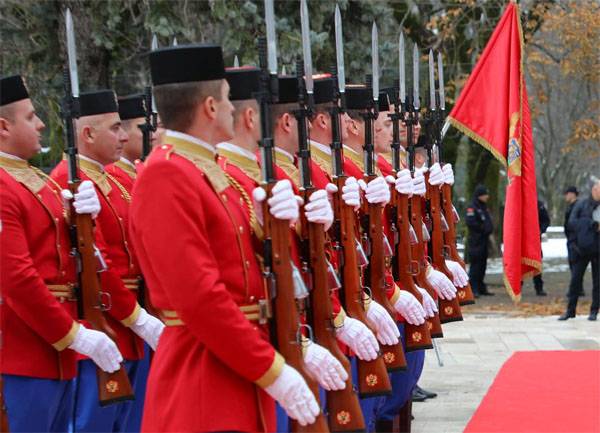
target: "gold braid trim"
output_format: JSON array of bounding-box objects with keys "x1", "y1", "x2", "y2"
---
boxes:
[
  {"x1": 31, "y1": 167, "x2": 68, "y2": 221},
  {"x1": 105, "y1": 172, "x2": 131, "y2": 203},
  {"x1": 223, "y1": 172, "x2": 264, "y2": 240}
]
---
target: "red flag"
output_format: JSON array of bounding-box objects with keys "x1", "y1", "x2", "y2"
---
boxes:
[{"x1": 448, "y1": 1, "x2": 541, "y2": 301}]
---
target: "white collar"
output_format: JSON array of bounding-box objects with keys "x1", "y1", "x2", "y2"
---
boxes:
[
  {"x1": 119, "y1": 157, "x2": 136, "y2": 169},
  {"x1": 166, "y1": 130, "x2": 216, "y2": 155},
  {"x1": 0, "y1": 150, "x2": 25, "y2": 161},
  {"x1": 216, "y1": 142, "x2": 257, "y2": 161},
  {"x1": 79, "y1": 154, "x2": 105, "y2": 171},
  {"x1": 309, "y1": 140, "x2": 331, "y2": 155},
  {"x1": 274, "y1": 147, "x2": 294, "y2": 163}
]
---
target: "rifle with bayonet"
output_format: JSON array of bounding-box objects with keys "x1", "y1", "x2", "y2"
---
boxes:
[
  {"x1": 62, "y1": 9, "x2": 134, "y2": 406},
  {"x1": 422, "y1": 50, "x2": 463, "y2": 323},
  {"x1": 361, "y1": 24, "x2": 407, "y2": 372},
  {"x1": 329, "y1": 8, "x2": 392, "y2": 399},
  {"x1": 433, "y1": 52, "x2": 475, "y2": 306},
  {"x1": 258, "y1": 2, "x2": 327, "y2": 430},
  {"x1": 296, "y1": 4, "x2": 364, "y2": 430},
  {"x1": 388, "y1": 33, "x2": 434, "y2": 350},
  {"x1": 403, "y1": 44, "x2": 447, "y2": 331}
]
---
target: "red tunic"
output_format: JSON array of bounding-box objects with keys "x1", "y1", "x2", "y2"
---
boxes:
[
  {"x1": 0, "y1": 157, "x2": 79, "y2": 379},
  {"x1": 130, "y1": 136, "x2": 282, "y2": 433},
  {"x1": 51, "y1": 158, "x2": 143, "y2": 361}
]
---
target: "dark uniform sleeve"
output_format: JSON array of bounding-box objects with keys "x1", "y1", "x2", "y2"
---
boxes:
[
  {"x1": 538, "y1": 202, "x2": 550, "y2": 234},
  {"x1": 465, "y1": 205, "x2": 484, "y2": 232}
]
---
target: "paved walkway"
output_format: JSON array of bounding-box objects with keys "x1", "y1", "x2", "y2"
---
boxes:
[{"x1": 412, "y1": 313, "x2": 600, "y2": 433}]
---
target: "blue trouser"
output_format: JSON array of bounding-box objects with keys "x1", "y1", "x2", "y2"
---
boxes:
[
  {"x1": 3, "y1": 374, "x2": 75, "y2": 432},
  {"x1": 376, "y1": 323, "x2": 425, "y2": 422},
  {"x1": 73, "y1": 344, "x2": 151, "y2": 432}
]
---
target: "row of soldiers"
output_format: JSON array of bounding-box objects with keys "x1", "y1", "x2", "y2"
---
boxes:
[{"x1": 0, "y1": 38, "x2": 473, "y2": 433}]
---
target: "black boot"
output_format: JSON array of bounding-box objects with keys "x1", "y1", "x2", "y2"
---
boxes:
[
  {"x1": 558, "y1": 311, "x2": 575, "y2": 321},
  {"x1": 414, "y1": 385, "x2": 437, "y2": 399},
  {"x1": 536, "y1": 288, "x2": 548, "y2": 296},
  {"x1": 588, "y1": 312, "x2": 597, "y2": 321}
]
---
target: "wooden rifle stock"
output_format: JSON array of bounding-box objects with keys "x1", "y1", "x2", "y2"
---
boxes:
[
  {"x1": 424, "y1": 177, "x2": 463, "y2": 323},
  {"x1": 392, "y1": 190, "x2": 433, "y2": 351},
  {"x1": 441, "y1": 183, "x2": 475, "y2": 305},
  {"x1": 263, "y1": 195, "x2": 329, "y2": 433},
  {"x1": 361, "y1": 176, "x2": 407, "y2": 371},
  {"x1": 334, "y1": 177, "x2": 392, "y2": 399},
  {"x1": 69, "y1": 185, "x2": 135, "y2": 405},
  {"x1": 301, "y1": 189, "x2": 365, "y2": 432},
  {"x1": 408, "y1": 196, "x2": 444, "y2": 338}
]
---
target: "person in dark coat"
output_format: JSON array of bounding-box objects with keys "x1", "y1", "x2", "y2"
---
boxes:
[
  {"x1": 532, "y1": 200, "x2": 550, "y2": 296},
  {"x1": 559, "y1": 181, "x2": 600, "y2": 321},
  {"x1": 466, "y1": 184, "x2": 494, "y2": 296},
  {"x1": 563, "y1": 186, "x2": 581, "y2": 294}
]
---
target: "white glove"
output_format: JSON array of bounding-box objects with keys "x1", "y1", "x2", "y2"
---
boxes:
[
  {"x1": 304, "y1": 189, "x2": 334, "y2": 231},
  {"x1": 426, "y1": 268, "x2": 457, "y2": 300},
  {"x1": 252, "y1": 179, "x2": 300, "y2": 224},
  {"x1": 428, "y1": 163, "x2": 445, "y2": 186},
  {"x1": 69, "y1": 325, "x2": 123, "y2": 373},
  {"x1": 395, "y1": 169, "x2": 413, "y2": 195},
  {"x1": 442, "y1": 164, "x2": 455, "y2": 185},
  {"x1": 303, "y1": 342, "x2": 347, "y2": 391},
  {"x1": 445, "y1": 260, "x2": 469, "y2": 288},
  {"x1": 365, "y1": 300, "x2": 400, "y2": 345},
  {"x1": 359, "y1": 177, "x2": 390, "y2": 205},
  {"x1": 416, "y1": 286, "x2": 438, "y2": 318},
  {"x1": 412, "y1": 170, "x2": 427, "y2": 196},
  {"x1": 129, "y1": 308, "x2": 165, "y2": 351},
  {"x1": 265, "y1": 364, "x2": 320, "y2": 426},
  {"x1": 341, "y1": 177, "x2": 361, "y2": 209},
  {"x1": 335, "y1": 316, "x2": 379, "y2": 361},
  {"x1": 393, "y1": 291, "x2": 426, "y2": 325},
  {"x1": 61, "y1": 180, "x2": 101, "y2": 219}
]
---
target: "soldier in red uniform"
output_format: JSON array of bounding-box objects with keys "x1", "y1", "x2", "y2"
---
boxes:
[
  {"x1": 0, "y1": 74, "x2": 122, "y2": 432},
  {"x1": 106, "y1": 94, "x2": 149, "y2": 187},
  {"x1": 130, "y1": 44, "x2": 321, "y2": 431},
  {"x1": 50, "y1": 89, "x2": 164, "y2": 432}
]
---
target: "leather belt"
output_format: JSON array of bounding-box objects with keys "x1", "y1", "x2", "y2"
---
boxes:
[
  {"x1": 47, "y1": 284, "x2": 77, "y2": 302},
  {"x1": 161, "y1": 301, "x2": 270, "y2": 327}
]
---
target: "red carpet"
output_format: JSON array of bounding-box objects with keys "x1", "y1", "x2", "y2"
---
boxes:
[{"x1": 464, "y1": 350, "x2": 600, "y2": 433}]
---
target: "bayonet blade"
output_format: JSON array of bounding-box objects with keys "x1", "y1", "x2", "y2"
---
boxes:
[
  {"x1": 334, "y1": 4, "x2": 345, "y2": 94},
  {"x1": 438, "y1": 51, "x2": 445, "y2": 110},
  {"x1": 172, "y1": 36, "x2": 178, "y2": 46},
  {"x1": 65, "y1": 8, "x2": 79, "y2": 97},
  {"x1": 233, "y1": 55, "x2": 240, "y2": 68},
  {"x1": 428, "y1": 49, "x2": 435, "y2": 110},
  {"x1": 151, "y1": 34, "x2": 158, "y2": 51},
  {"x1": 399, "y1": 33, "x2": 405, "y2": 103},
  {"x1": 264, "y1": 0, "x2": 278, "y2": 75},
  {"x1": 413, "y1": 43, "x2": 419, "y2": 110},
  {"x1": 372, "y1": 22, "x2": 379, "y2": 102},
  {"x1": 281, "y1": 65, "x2": 287, "y2": 75},
  {"x1": 300, "y1": 0, "x2": 313, "y2": 94}
]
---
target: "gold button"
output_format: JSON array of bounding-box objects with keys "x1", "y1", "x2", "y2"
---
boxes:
[
  {"x1": 55, "y1": 217, "x2": 59, "y2": 223},
  {"x1": 57, "y1": 244, "x2": 61, "y2": 249},
  {"x1": 245, "y1": 260, "x2": 250, "y2": 268},
  {"x1": 161, "y1": 145, "x2": 168, "y2": 150},
  {"x1": 249, "y1": 296, "x2": 256, "y2": 302},
  {"x1": 239, "y1": 226, "x2": 244, "y2": 234},
  {"x1": 221, "y1": 194, "x2": 228, "y2": 202}
]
